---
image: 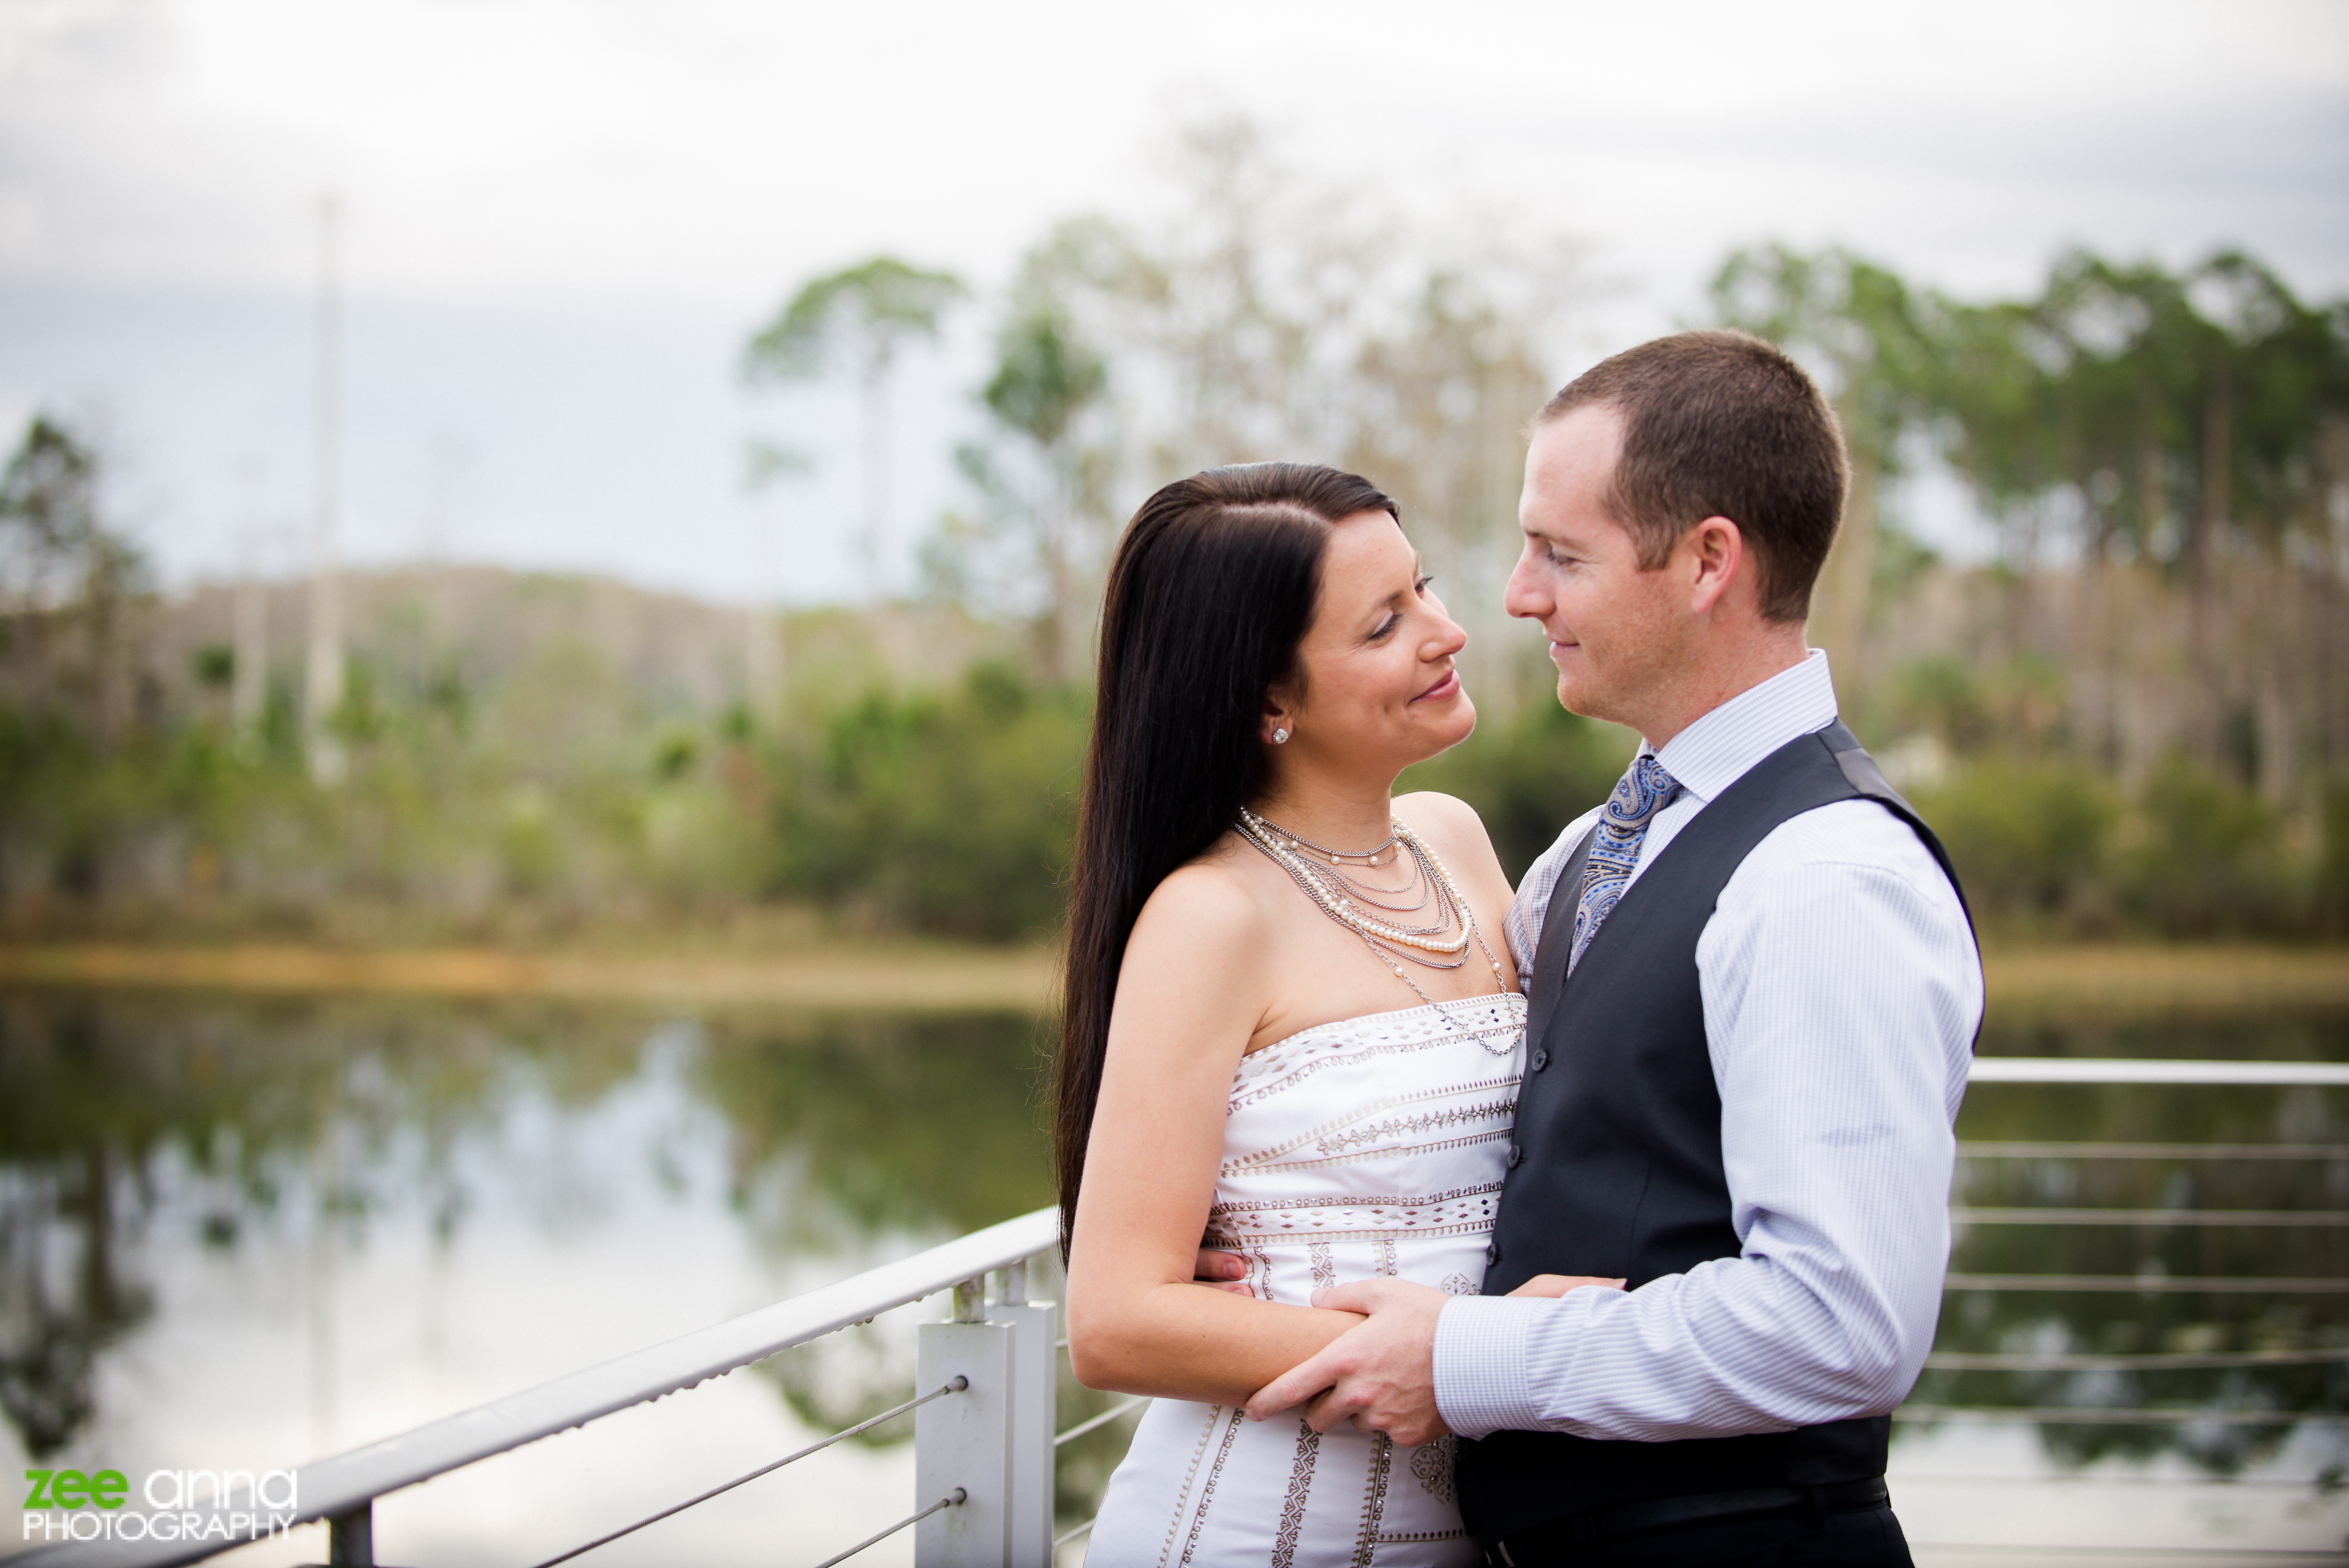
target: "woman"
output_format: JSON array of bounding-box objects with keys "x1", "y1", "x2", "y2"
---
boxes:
[{"x1": 1062, "y1": 463, "x2": 1544, "y2": 1563}]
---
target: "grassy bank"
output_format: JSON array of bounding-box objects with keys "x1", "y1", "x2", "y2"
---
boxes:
[
  {"x1": 1, "y1": 938, "x2": 2343, "y2": 1020},
  {"x1": 0, "y1": 939, "x2": 1059, "y2": 1012}
]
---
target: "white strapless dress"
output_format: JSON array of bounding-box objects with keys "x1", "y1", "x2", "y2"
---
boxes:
[{"x1": 1086, "y1": 993, "x2": 1527, "y2": 1567}]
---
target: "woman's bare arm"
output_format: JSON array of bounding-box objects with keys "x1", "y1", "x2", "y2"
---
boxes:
[{"x1": 1064, "y1": 860, "x2": 1365, "y2": 1405}]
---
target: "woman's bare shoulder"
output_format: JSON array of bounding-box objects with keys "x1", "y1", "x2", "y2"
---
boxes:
[
  {"x1": 1394, "y1": 790, "x2": 1495, "y2": 852},
  {"x1": 1113, "y1": 842, "x2": 1282, "y2": 1054},
  {"x1": 1127, "y1": 838, "x2": 1278, "y2": 961}
]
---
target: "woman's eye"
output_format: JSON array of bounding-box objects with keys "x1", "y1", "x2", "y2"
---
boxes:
[
  {"x1": 1371, "y1": 614, "x2": 1401, "y2": 640},
  {"x1": 1415, "y1": 575, "x2": 1434, "y2": 595}
]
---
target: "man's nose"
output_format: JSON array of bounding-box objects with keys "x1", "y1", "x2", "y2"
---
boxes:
[{"x1": 1503, "y1": 552, "x2": 1546, "y2": 619}]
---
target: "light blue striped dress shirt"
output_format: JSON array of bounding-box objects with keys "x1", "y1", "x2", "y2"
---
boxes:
[{"x1": 1435, "y1": 650, "x2": 1984, "y2": 1444}]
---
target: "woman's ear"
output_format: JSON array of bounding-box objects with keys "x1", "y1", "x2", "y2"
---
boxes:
[{"x1": 1260, "y1": 684, "x2": 1296, "y2": 747}]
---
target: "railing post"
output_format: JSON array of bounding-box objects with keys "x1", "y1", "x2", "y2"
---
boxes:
[
  {"x1": 990, "y1": 1258, "x2": 1058, "y2": 1565},
  {"x1": 326, "y1": 1500, "x2": 374, "y2": 1566},
  {"x1": 917, "y1": 1277, "x2": 1014, "y2": 1566}
]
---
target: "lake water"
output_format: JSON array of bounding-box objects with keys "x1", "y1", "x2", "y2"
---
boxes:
[{"x1": 1, "y1": 987, "x2": 2342, "y2": 1566}]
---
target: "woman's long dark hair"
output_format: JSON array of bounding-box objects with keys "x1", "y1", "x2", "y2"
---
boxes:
[{"x1": 1054, "y1": 462, "x2": 1399, "y2": 1254}]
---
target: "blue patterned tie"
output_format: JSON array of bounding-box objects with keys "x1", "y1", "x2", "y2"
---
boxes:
[{"x1": 1567, "y1": 754, "x2": 1682, "y2": 975}]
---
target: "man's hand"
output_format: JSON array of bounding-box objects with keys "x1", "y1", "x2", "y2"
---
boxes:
[
  {"x1": 1506, "y1": 1273, "x2": 1625, "y2": 1298},
  {"x1": 1194, "y1": 1249, "x2": 1251, "y2": 1296},
  {"x1": 1242, "y1": 1278, "x2": 1450, "y2": 1445}
]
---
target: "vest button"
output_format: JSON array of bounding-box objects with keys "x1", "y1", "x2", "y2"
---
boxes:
[
  {"x1": 1486, "y1": 1241, "x2": 1500, "y2": 1265},
  {"x1": 1531, "y1": 1048, "x2": 1549, "y2": 1072},
  {"x1": 1507, "y1": 1143, "x2": 1524, "y2": 1168}
]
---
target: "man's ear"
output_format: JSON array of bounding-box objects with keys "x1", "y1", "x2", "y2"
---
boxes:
[{"x1": 1684, "y1": 516, "x2": 1746, "y2": 618}]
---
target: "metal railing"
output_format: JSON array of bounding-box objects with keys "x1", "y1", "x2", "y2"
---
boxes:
[
  {"x1": 18, "y1": 1207, "x2": 1067, "y2": 1568},
  {"x1": 17, "y1": 1056, "x2": 2344, "y2": 1566},
  {"x1": 1910, "y1": 1054, "x2": 2347, "y2": 1451}
]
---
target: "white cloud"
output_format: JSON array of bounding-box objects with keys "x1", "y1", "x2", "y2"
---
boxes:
[
  {"x1": 0, "y1": 0, "x2": 2340, "y2": 600},
  {"x1": 2, "y1": 0, "x2": 2341, "y2": 306}
]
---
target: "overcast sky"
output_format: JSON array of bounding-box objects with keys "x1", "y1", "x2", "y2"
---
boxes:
[{"x1": 2, "y1": 0, "x2": 2344, "y2": 602}]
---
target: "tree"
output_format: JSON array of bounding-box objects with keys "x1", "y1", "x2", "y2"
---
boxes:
[
  {"x1": 0, "y1": 416, "x2": 145, "y2": 746},
  {"x1": 744, "y1": 258, "x2": 966, "y2": 604},
  {"x1": 1921, "y1": 250, "x2": 2349, "y2": 787},
  {"x1": 1711, "y1": 245, "x2": 1933, "y2": 672},
  {"x1": 1342, "y1": 258, "x2": 1577, "y2": 713},
  {"x1": 959, "y1": 217, "x2": 1128, "y2": 681}
]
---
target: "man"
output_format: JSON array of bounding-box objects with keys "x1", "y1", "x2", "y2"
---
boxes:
[{"x1": 1242, "y1": 330, "x2": 1983, "y2": 1565}]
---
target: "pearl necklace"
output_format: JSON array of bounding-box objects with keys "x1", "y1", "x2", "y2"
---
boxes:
[{"x1": 1235, "y1": 808, "x2": 1512, "y2": 1026}]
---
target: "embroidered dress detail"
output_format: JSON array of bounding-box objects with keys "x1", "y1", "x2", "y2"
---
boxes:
[
  {"x1": 1410, "y1": 1436, "x2": 1458, "y2": 1503},
  {"x1": 1086, "y1": 996, "x2": 1522, "y2": 1565}
]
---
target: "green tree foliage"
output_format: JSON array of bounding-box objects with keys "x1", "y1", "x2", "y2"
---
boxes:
[
  {"x1": 1716, "y1": 244, "x2": 2348, "y2": 928},
  {"x1": 746, "y1": 258, "x2": 968, "y2": 382},
  {"x1": 943, "y1": 219, "x2": 1127, "y2": 680},
  {"x1": 944, "y1": 124, "x2": 1579, "y2": 712},
  {"x1": 984, "y1": 305, "x2": 1109, "y2": 449},
  {"x1": 2120, "y1": 761, "x2": 2296, "y2": 937},
  {"x1": 0, "y1": 416, "x2": 147, "y2": 747},
  {"x1": 767, "y1": 665, "x2": 1087, "y2": 939},
  {"x1": 6, "y1": 205, "x2": 2348, "y2": 946},
  {"x1": 745, "y1": 257, "x2": 967, "y2": 602},
  {"x1": 1911, "y1": 761, "x2": 2120, "y2": 925},
  {"x1": 1396, "y1": 703, "x2": 1633, "y2": 880},
  {"x1": 1711, "y1": 247, "x2": 1936, "y2": 664}
]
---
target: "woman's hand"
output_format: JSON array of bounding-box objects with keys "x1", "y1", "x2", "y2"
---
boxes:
[
  {"x1": 1195, "y1": 1249, "x2": 1252, "y2": 1296},
  {"x1": 1504, "y1": 1273, "x2": 1626, "y2": 1298}
]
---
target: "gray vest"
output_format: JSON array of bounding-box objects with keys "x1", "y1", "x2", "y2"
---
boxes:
[{"x1": 1457, "y1": 720, "x2": 1975, "y2": 1540}]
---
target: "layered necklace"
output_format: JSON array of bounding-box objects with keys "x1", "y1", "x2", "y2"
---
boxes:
[{"x1": 1235, "y1": 803, "x2": 1513, "y2": 1040}]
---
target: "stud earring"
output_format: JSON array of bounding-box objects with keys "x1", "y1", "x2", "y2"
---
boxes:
[{"x1": 1272, "y1": 727, "x2": 1290, "y2": 744}]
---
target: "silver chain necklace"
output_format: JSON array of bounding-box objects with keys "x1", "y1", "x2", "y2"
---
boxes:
[{"x1": 1236, "y1": 806, "x2": 1515, "y2": 1041}]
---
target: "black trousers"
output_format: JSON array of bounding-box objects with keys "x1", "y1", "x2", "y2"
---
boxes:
[{"x1": 1512, "y1": 1503, "x2": 1913, "y2": 1567}]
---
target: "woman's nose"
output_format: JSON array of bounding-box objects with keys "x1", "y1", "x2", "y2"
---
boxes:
[{"x1": 1429, "y1": 611, "x2": 1468, "y2": 657}]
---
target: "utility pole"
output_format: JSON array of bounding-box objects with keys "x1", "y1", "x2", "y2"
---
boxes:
[
  {"x1": 861, "y1": 345, "x2": 891, "y2": 607},
  {"x1": 232, "y1": 459, "x2": 267, "y2": 742},
  {"x1": 305, "y1": 193, "x2": 347, "y2": 784},
  {"x1": 742, "y1": 439, "x2": 811, "y2": 720}
]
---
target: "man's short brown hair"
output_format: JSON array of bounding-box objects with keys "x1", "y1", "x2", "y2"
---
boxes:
[{"x1": 1540, "y1": 329, "x2": 1847, "y2": 623}]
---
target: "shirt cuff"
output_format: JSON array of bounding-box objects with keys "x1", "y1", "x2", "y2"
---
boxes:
[{"x1": 1433, "y1": 1295, "x2": 1549, "y2": 1440}]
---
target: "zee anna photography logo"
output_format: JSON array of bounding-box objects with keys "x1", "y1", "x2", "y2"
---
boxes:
[{"x1": 22, "y1": 1466, "x2": 300, "y2": 1544}]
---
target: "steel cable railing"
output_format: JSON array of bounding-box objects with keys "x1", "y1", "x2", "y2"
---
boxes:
[
  {"x1": 1952, "y1": 1206, "x2": 2349, "y2": 1226},
  {"x1": 1923, "y1": 1349, "x2": 2349, "y2": 1371},
  {"x1": 1918, "y1": 1112, "x2": 2347, "y2": 1452},
  {"x1": 1897, "y1": 1406, "x2": 2340, "y2": 1427},
  {"x1": 527, "y1": 1378, "x2": 969, "y2": 1568},
  {"x1": 1055, "y1": 1395, "x2": 1148, "y2": 1448},
  {"x1": 811, "y1": 1489, "x2": 967, "y2": 1568},
  {"x1": 1944, "y1": 1273, "x2": 2349, "y2": 1292}
]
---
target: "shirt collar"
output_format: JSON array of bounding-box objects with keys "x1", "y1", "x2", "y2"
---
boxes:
[{"x1": 1645, "y1": 649, "x2": 1839, "y2": 805}]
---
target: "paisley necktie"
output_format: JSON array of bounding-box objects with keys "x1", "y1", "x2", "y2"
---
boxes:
[{"x1": 1567, "y1": 753, "x2": 1683, "y2": 976}]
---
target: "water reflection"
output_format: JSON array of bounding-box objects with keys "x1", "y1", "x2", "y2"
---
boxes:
[
  {"x1": 1942, "y1": 1013, "x2": 2348, "y2": 1478},
  {"x1": 0, "y1": 988, "x2": 2340, "y2": 1535},
  {"x1": 0, "y1": 989, "x2": 1053, "y2": 1477}
]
